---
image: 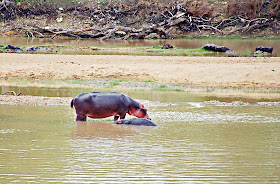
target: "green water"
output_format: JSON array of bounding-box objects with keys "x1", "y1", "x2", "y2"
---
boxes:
[{"x1": 1, "y1": 96, "x2": 280, "y2": 183}]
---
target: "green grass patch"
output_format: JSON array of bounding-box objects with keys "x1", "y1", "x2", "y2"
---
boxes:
[
  {"x1": 153, "y1": 85, "x2": 184, "y2": 91},
  {"x1": 71, "y1": 79, "x2": 84, "y2": 84},
  {"x1": 144, "y1": 79, "x2": 154, "y2": 82},
  {"x1": 109, "y1": 79, "x2": 128, "y2": 87},
  {"x1": 159, "y1": 84, "x2": 167, "y2": 88},
  {"x1": 152, "y1": 45, "x2": 163, "y2": 49},
  {"x1": 235, "y1": 49, "x2": 252, "y2": 56},
  {"x1": 185, "y1": 47, "x2": 210, "y2": 53},
  {"x1": 206, "y1": 88, "x2": 215, "y2": 92},
  {"x1": 153, "y1": 87, "x2": 184, "y2": 92},
  {"x1": 236, "y1": 100, "x2": 244, "y2": 105},
  {"x1": 174, "y1": 88, "x2": 184, "y2": 92}
]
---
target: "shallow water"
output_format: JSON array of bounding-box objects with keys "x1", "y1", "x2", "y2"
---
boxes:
[
  {"x1": 2, "y1": 84, "x2": 280, "y2": 103},
  {"x1": 0, "y1": 37, "x2": 279, "y2": 56},
  {"x1": 1, "y1": 94, "x2": 280, "y2": 183}
]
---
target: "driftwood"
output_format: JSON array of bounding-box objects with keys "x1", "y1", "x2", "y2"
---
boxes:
[
  {"x1": 228, "y1": 18, "x2": 274, "y2": 34},
  {"x1": 1, "y1": 0, "x2": 280, "y2": 39},
  {"x1": 0, "y1": 0, "x2": 14, "y2": 11},
  {"x1": 4, "y1": 10, "x2": 279, "y2": 40},
  {"x1": 1, "y1": 91, "x2": 21, "y2": 96}
]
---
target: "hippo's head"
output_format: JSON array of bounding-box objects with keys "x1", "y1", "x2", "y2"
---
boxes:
[{"x1": 129, "y1": 104, "x2": 150, "y2": 120}]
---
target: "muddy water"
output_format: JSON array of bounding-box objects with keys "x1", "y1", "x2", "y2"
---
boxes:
[
  {"x1": 1, "y1": 94, "x2": 280, "y2": 183},
  {"x1": 0, "y1": 37, "x2": 279, "y2": 56},
  {"x1": 2, "y1": 84, "x2": 280, "y2": 103}
]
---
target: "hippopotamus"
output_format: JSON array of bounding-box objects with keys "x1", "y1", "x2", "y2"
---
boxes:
[
  {"x1": 113, "y1": 118, "x2": 157, "y2": 126},
  {"x1": 71, "y1": 92, "x2": 150, "y2": 122}
]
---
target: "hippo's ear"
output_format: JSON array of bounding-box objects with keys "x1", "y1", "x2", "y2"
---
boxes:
[{"x1": 139, "y1": 104, "x2": 144, "y2": 109}]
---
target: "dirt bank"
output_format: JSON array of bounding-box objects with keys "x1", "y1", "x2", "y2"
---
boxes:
[
  {"x1": 0, "y1": 53, "x2": 280, "y2": 88},
  {"x1": 1, "y1": 1, "x2": 279, "y2": 39}
]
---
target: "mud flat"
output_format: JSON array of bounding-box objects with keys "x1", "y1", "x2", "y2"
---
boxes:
[
  {"x1": 1, "y1": 95, "x2": 280, "y2": 107},
  {"x1": 1, "y1": 53, "x2": 280, "y2": 88},
  {"x1": 0, "y1": 95, "x2": 72, "y2": 106}
]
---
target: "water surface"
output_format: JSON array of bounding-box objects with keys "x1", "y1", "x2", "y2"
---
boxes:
[
  {"x1": 1, "y1": 95, "x2": 280, "y2": 183},
  {"x1": 2, "y1": 84, "x2": 280, "y2": 103},
  {"x1": 1, "y1": 37, "x2": 279, "y2": 56}
]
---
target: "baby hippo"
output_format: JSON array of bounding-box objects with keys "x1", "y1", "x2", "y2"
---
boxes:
[{"x1": 113, "y1": 118, "x2": 157, "y2": 126}]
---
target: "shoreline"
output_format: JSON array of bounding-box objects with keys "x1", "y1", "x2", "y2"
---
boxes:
[
  {"x1": 1, "y1": 77, "x2": 280, "y2": 104},
  {"x1": 1, "y1": 53, "x2": 280, "y2": 104},
  {"x1": 1, "y1": 95, "x2": 280, "y2": 107},
  {"x1": 1, "y1": 53, "x2": 280, "y2": 88}
]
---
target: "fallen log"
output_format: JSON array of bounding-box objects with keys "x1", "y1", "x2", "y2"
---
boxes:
[
  {"x1": 1, "y1": 91, "x2": 21, "y2": 96},
  {"x1": 197, "y1": 25, "x2": 223, "y2": 35},
  {"x1": 0, "y1": 0, "x2": 14, "y2": 11},
  {"x1": 2, "y1": 11, "x2": 278, "y2": 40}
]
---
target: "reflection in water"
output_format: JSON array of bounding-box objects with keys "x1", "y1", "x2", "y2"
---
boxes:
[
  {"x1": 0, "y1": 101, "x2": 280, "y2": 183},
  {"x1": 74, "y1": 121, "x2": 156, "y2": 139}
]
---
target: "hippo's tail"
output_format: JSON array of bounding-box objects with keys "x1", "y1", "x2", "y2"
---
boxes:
[{"x1": 71, "y1": 99, "x2": 74, "y2": 108}]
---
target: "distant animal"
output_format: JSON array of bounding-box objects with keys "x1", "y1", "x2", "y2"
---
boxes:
[{"x1": 71, "y1": 92, "x2": 150, "y2": 122}]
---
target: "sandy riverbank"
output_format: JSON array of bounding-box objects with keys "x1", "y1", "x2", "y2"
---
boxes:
[{"x1": 1, "y1": 53, "x2": 280, "y2": 88}]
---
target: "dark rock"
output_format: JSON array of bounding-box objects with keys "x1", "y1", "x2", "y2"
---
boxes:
[
  {"x1": 162, "y1": 44, "x2": 174, "y2": 49},
  {"x1": 203, "y1": 44, "x2": 231, "y2": 52},
  {"x1": 27, "y1": 46, "x2": 40, "y2": 52},
  {"x1": 4, "y1": 45, "x2": 23, "y2": 52},
  {"x1": 256, "y1": 46, "x2": 273, "y2": 54},
  {"x1": 203, "y1": 44, "x2": 216, "y2": 51},
  {"x1": 216, "y1": 46, "x2": 230, "y2": 52}
]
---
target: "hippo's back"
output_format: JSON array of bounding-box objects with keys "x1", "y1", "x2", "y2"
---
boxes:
[
  {"x1": 72, "y1": 92, "x2": 130, "y2": 116},
  {"x1": 74, "y1": 92, "x2": 128, "y2": 105}
]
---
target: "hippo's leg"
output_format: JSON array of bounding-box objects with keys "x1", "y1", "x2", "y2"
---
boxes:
[
  {"x1": 114, "y1": 115, "x2": 119, "y2": 122},
  {"x1": 76, "y1": 114, "x2": 87, "y2": 121},
  {"x1": 114, "y1": 116, "x2": 123, "y2": 124},
  {"x1": 117, "y1": 113, "x2": 126, "y2": 124}
]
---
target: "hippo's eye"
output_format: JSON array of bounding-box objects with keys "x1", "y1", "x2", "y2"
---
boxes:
[{"x1": 140, "y1": 109, "x2": 146, "y2": 114}]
